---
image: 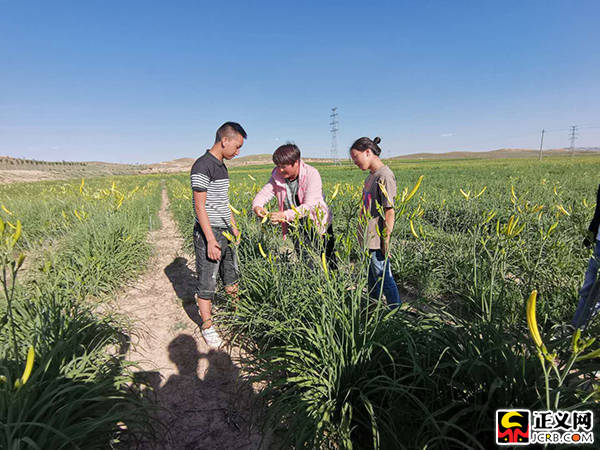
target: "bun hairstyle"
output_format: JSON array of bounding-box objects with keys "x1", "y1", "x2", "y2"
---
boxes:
[{"x1": 350, "y1": 136, "x2": 382, "y2": 156}]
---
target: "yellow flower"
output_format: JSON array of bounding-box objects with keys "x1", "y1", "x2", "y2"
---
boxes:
[
  {"x1": 526, "y1": 290, "x2": 543, "y2": 349},
  {"x1": 321, "y1": 252, "x2": 329, "y2": 279},
  {"x1": 473, "y1": 186, "x2": 487, "y2": 199},
  {"x1": 229, "y1": 203, "x2": 241, "y2": 215},
  {"x1": 222, "y1": 231, "x2": 235, "y2": 242},
  {"x1": 483, "y1": 210, "x2": 496, "y2": 224},
  {"x1": 404, "y1": 175, "x2": 424, "y2": 203},
  {"x1": 545, "y1": 222, "x2": 558, "y2": 239},
  {"x1": 258, "y1": 243, "x2": 267, "y2": 258},
  {"x1": 14, "y1": 346, "x2": 35, "y2": 389},
  {"x1": 378, "y1": 180, "x2": 393, "y2": 205},
  {"x1": 12, "y1": 220, "x2": 22, "y2": 245},
  {"x1": 331, "y1": 184, "x2": 340, "y2": 200},
  {"x1": 506, "y1": 215, "x2": 515, "y2": 234},
  {"x1": 409, "y1": 220, "x2": 419, "y2": 238},
  {"x1": 571, "y1": 328, "x2": 582, "y2": 353},
  {"x1": 400, "y1": 187, "x2": 408, "y2": 202}
]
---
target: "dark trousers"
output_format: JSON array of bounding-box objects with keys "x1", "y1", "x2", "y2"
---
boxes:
[{"x1": 292, "y1": 220, "x2": 336, "y2": 268}]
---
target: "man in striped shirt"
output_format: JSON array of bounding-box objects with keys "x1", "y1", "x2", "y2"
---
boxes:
[{"x1": 190, "y1": 122, "x2": 246, "y2": 348}]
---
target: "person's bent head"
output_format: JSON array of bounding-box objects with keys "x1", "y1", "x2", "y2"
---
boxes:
[
  {"x1": 349, "y1": 136, "x2": 382, "y2": 171},
  {"x1": 215, "y1": 122, "x2": 247, "y2": 160},
  {"x1": 273, "y1": 143, "x2": 301, "y2": 180}
]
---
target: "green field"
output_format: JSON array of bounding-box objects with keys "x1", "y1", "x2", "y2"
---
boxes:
[
  {"x1": 168, "y1": 155, "x2": 600, "y2": 448},
  {"x1": 2, "y1": 156, "x2": 599, "y2": 448},
  {"x1": 0, "y1": 176, "x2": 162, "y2": 447}
]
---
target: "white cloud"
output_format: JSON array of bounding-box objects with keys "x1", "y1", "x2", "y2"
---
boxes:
[{"x1": 441, "y1": 133, "x2": 454, "y2": 137}]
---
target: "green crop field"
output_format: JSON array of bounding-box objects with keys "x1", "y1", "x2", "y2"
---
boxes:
[
  {"x1": 0, "y1": 175, "x2": 162, "y2": 447},
  {"x1": 2, "y1": 156, "x2": 599, "y2": 448},
  {"x1": 169, "y1": 155, "x2": 600, "y2": 448}
]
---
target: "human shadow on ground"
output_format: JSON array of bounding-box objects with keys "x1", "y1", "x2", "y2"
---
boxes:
[
  {"x1": 164, "y1": 256, "x2": 204, "y2": 327},
  {"x1": 134, "y1": 334, "x2": 263, "y2": 449}
]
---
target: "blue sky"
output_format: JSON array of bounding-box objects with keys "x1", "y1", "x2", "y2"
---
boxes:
[{"x1": 1, "y1": 0, "x2": 599, "y2": 163}]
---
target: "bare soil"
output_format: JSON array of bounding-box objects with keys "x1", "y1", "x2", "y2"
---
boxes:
[
  {"x1": 113, "y1": 188, "x2": 264, "y2": 449},
  {"x1": 0, "y1": 157, "x2": 145, "y2": 184},
  {"x1": 0, "y1": 169, "x2": 71, "y2": 184}
]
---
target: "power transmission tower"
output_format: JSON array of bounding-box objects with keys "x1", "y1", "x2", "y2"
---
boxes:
[
  {"x1": 330, "y1": 107, "x2": 339, "y2": 164},
  {"x1": 569, "y1": 125, "x2": 578, "y2": 156},
  {"x1": 538, "y1": 129, "x2": 545, "y2": 161}
]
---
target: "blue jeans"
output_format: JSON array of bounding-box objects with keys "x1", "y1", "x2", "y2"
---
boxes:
[
  {"x1": 368, "y1": 250, "x2": 401, "y2": 308},
  {"x1": 572, "y1": 241, "x2": 600, "y2": 328}
]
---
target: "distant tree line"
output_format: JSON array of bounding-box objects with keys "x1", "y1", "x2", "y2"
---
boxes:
[{"x1": 0, "y1": 157, "x2": 88, "y2": 167}]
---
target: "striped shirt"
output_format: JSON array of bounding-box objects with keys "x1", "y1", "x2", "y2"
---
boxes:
[{"x1": 190, "y1": 150, "x2": 231, "y2": 228}]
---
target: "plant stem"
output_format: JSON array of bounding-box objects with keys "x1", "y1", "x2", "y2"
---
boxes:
[
  {"x1": 2, "y1": 259, "x2": 20, "y2": 364},
  {"x1": 538, "y1": 352, "x2": 551, "y2": 410}
]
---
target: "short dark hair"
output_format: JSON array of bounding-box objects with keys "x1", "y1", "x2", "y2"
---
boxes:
[
  {"x1": 350, "y1": 136, "x2": 382, "y2": 156},
  {"x1": 273, "y1": 144, "x2": 301, "y2": 166},
  {"x1": 215, "y1": 122, "x2": 247, "y2": 144}
]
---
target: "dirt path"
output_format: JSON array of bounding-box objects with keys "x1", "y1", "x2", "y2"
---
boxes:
[{"x1": 114, "y1": 188, "x2": 263, "y2": 449}]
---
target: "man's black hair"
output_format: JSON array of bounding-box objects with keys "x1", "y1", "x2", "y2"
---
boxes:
[
  {"x1": 273, "y1": 143, "x2": 301, "y2": 166},
  {"x1": 215, "y1": 122, "x2": 247, "y2": 143}
]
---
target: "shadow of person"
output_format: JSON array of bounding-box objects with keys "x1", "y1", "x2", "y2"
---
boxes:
[
  {"x1": 132, "y1": 370, "x2": 162, "y2": 394},
  {"x1": 164, "y1": 256, "x2": 196, "y2": 302},
  {"x1": 168, "y1": 333, "x2": 202, "y2": 376},
  {"x1": 152, "y1": 334, "x2": 263, "y2": 449},
  {"x1": 164, "y1": 256, "x2": 203, "y2": 327}
]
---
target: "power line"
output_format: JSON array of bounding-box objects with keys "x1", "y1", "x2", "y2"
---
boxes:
[{"x1": 330, "y1": 107, "x2": 339, "y2": 164}]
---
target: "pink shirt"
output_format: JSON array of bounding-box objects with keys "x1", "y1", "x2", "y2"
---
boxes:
[{"x1": 252, "y1": 160, "x2": 332, "y2": 238}]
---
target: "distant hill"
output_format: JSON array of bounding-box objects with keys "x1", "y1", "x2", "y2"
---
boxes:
[
  {"x1": 141, "y1": 153, "x2": 334, "y2": 174},
  {"x1": 0, "y1": 156, "x2": 145, "y2": 184},
  {"x1": 389, "y1": 147, "x2": 600, "y2": 160},
  {"x1": 234, "y1": 153, "x2": 273, "y2": 163},
  {"x1": 138, "y1": 147, "x2": 600, "y2": 175},
  {"x1": 2, "y1": 147, "x2": 600, "y2": 184}
]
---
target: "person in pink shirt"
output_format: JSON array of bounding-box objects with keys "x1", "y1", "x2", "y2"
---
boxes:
[{"x1": 252, "y1": 144, "x2": 335, "y2": 265}]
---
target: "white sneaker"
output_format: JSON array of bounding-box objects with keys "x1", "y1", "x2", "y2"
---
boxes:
[{"x1": 201, "y1": 326, "x2": 223, "y2": 349}]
